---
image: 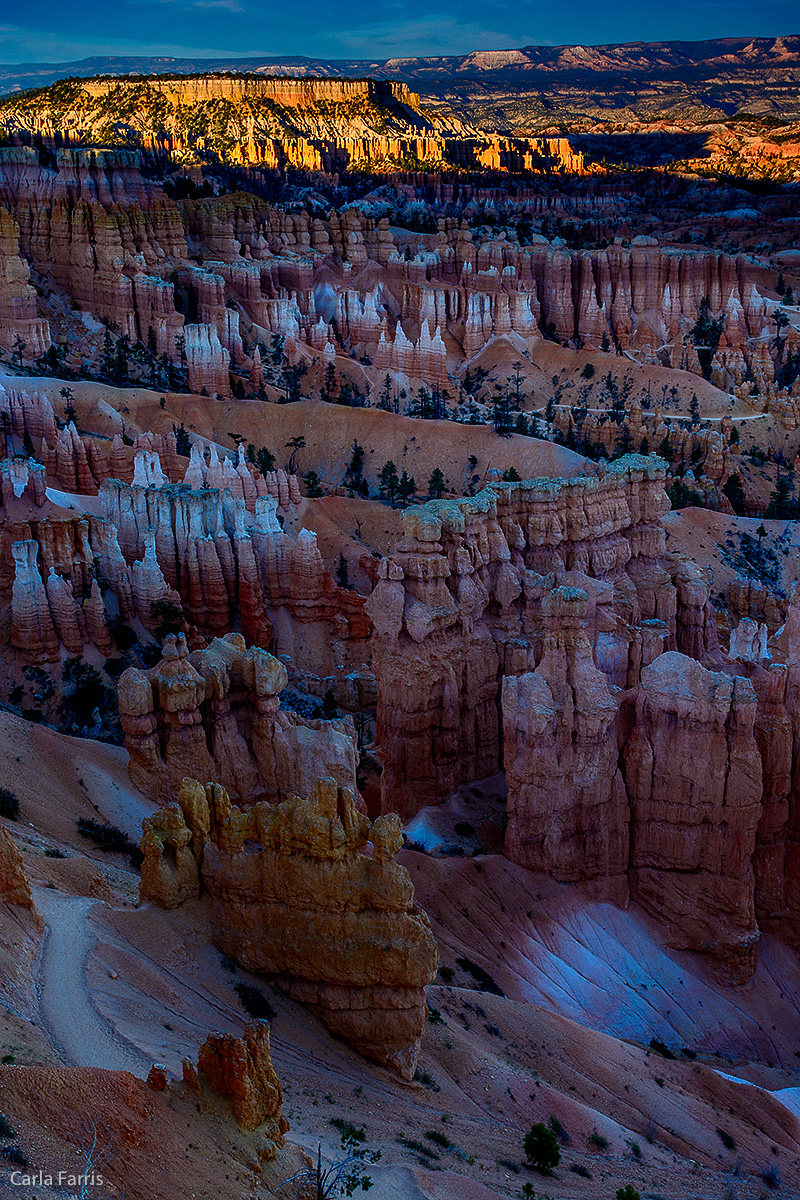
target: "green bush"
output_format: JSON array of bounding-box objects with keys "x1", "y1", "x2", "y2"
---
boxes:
[
  {"x1": 616, "y1": 1188, "x2": 641, "y2": 1200},
  {"x1": 523, "y1": 1124, "x2": 560, "y2": 1173}
]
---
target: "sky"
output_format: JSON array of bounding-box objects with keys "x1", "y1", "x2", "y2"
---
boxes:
[{"x1": 0, "y1": 0, "x2": 797, "y2": 64}]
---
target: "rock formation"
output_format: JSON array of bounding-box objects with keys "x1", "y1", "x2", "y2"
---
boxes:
[
  {"x1": 120, "y1": 633, "x2": 358, "y2": 804},
  {"x1": 140, "y1": 775, "x2": 439, "y2": 1077},
  {"x1": 0, "y1": 825, "x2": 37, "y2": 909},
  {"x1": 368, "y1": 454, "x2": 687, "y2": 818},
  {"x1": 502, "y1": 585, "x2": 630, "y2": 904},
  {"x1": 622, "y1": 652, "x2": 762, "y2": 983},
  {"x1": 196, "y1": 1021, "x2": 287, "y2": 1135}
]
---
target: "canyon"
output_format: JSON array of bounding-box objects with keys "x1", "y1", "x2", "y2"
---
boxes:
[{"x1": 0, "y1": 44, "x2": 799, "y2": 1200}]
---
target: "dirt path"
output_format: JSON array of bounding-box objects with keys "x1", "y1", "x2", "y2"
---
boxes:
[{"x1": 34, "y1": 887, "x2": 148, "y2": 1076}]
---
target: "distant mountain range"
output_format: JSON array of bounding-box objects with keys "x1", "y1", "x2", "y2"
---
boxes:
[{"x1": 0, "y1": 35, "x2": 798, "y2": 97}]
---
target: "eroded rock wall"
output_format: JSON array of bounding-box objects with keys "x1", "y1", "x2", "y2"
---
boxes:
[
  {"x1": 119, "y1": 633, "x2": 358, "y2": 804},
  {"x1": 140, "y1": 775, "x2": 438, "y2": 1077}
]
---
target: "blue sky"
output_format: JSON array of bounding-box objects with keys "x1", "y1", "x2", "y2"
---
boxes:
[{"x1": 0, "y1": 0, "x2": 797, "y2": 63}]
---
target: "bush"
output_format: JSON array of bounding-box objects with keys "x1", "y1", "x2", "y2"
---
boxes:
[
  {"x1": 0, "y1": 1115, "x2": 15, "y2": 1138},
  {"x1": 456, "y1": 956, "x2": 505, "y2": 996},
  {"x1": 762, "y1": 1164, "x2": 780, "y2": 1189},
  {"x1": 523, "y1": 1123, "x2": 560, "y2": 1173},
  {"x1": 0, "y1": 1147, "x2": 28, "y2": 1167},
  {"x1": 589, "y1": 1131, "x2": 608, "y2": 1151},
  {"x1": 77, "y1": 818, "x2": 143, "y2": 868},
  {"x1": 397, "y1": 1135, "x2": 438, "y2": 1159},
  {"x1": 0, "y1": 788, "x2": 19, "y2": 820},
  {"x1": 616, "y1": 1188, "x2": 641, "y2": 1200},
  {"x1": 414, "y1": 1070, "x2": 441, "y2": 1091},
  {"x1": 425, "y1": 1129, "x2": 452, "y2": 1149},
  {"x1": 570, "y1": 1163, "x2": 592, "y2": 1177},
  {"x1": 234, "y1": 983, "x2": 275, "y2": 1022},
  {"x1": 331, "y1": 1118, "x2": 366, "y2": 1142},
  {"x1": 716, "y1": 1128, "x2": 736, "y2": 1150},
  {"x1": 549, "y1": 1114, "x2": 570, "y2": 1144}
]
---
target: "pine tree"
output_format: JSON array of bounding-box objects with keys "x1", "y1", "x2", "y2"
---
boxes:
[
  {"x1": 304, "y1": 470, "x2": 323, "y2": 498},
  {"x1": 256, "y1": 447, "x2": 276, "y2": 476},
  {"x1": 397, "y1": 471, "x2": 416, "y2": 506},
  {"x1": 766, "y1": 472, "x2": 796, "y2": 519},
  {"x1": 173, "y1": 423, "x2": 191, "y2": 456},
  {"x1": 428, "y1": 467, "x2": 445, "y2": 498},
  {"x1": 379, "y1": 460, "x2": 399, "y2": 504},
  {"x1": 722, "y1": 472, "x2": 746, "y2": 515}
]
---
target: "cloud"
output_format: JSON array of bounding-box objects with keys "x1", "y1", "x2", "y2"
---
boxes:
[{"x1": 328, "y1": 15, "x2": 520, "y2": 58}]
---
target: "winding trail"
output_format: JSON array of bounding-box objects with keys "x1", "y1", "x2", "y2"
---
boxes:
[{"x1": 34, "y1": 886, "x2": 148, "y2": 1076}]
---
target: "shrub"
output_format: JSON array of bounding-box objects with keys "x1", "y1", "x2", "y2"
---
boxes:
[
  {"x1": 76, "y1": 818, "x2": 143, "y2": 868},
  {"x1": 570, "y1": 1163, "x2": 592, "y2": 1177},
  {"x1": 0, "y1": 788, "x2": 19, "y2": 820},
  {"x1": 716, "y1": 1128, "x2": 736, "y2": 1150},
  {"x1": 0, "y1": 1147, "x2": 28, "y2": 1167},
  {"x1": 549, "y1": 1114, "x2": 570, "y2": 1144},
  {"x1": 233, "y1": 983, "x2": 275, "y2": 1022},
  {"x1": 331, "y1": 1118, "x2": 366, "y2": 1142},
  {"x1": 762, "y1": 1164, "x2": 780, "y2": 1189},
  {"x1": 397, "y1": 1135, "x2": 438, "y2": 1159},
  {"x1": 523, "y1": 1123, "x2": 560, "y2": 1173},
  {"x1": 616, "y1": 1188, "x2": 641, "y2": 1200},
  {"x1": 648, "y1": 1038, "x2": 676, "y2": 1059},
  {"x1": 0, "y1": 1116, "x2": 15, "y2": 1138},
  {"x1": 456, "y1": 956, "x2": 505, "y2": 996},
  {"x1": 439, "y1": 966, "x2": 454, "y2": 983},
  {"x1": 414, "y1": 1070, "x2": 441, "y2": 1091},
  {"x1": 589, "y1": 1131, "x2": 608, "y2": 1151},
  {"x1": 425, "y1": 1129, "x2": 452, "y2": 1149}
]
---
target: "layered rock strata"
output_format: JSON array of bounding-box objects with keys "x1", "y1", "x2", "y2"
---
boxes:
[
  {"x1": 140, "y1": 775, "x2": 439, "y2": 1077},
  {"x1": 367, "y1": 454, "x2": 694, "y2": 818},
  {"x1": 0, "y1": 148, "x2": 787, "y2": 405},
  {"x1": 119, "y1": 633, "x2": 358, "y2": 804},
  {"x1": 622, "y1": 652, "x2": 762, "y2": 982}
]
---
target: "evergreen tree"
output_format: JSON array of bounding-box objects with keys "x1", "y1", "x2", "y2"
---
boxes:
[
  {"x1": 345, "y1": 440, "x2": 365, "y2": 488},
  {"x1": 428, "y1": 467, "x2": 445, "y2": 498},
  {"x1": 304, "y1": 470, "x2": 323, "y2": 498},
  {"x1": 722, "y1": 471, "x2": 746, "y2": 515},
  {"x1": 689, "y1": 296, "x2": 724, "y2": 381},
  {"x1": 397, "y1": 471, "x2": 416, "y2": 506},
  {"x1": 173, "y1": 423, "x2": 191, "y2": 456},
  {"x1": 379, "y1": 460, "x2": 399, "y2": 504},
  {"x1": 491, "y1": 383, "x2": 515, "y2": 437},
  {"x1": 766, "y1": 472, "x2": 797, "y2": 519},
  {"x1": 60, "y1": 386, "x2": 76, "y2": 423},
  {"x1": 256, "y1": 446, "x2": 276, "y2": 476}
]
